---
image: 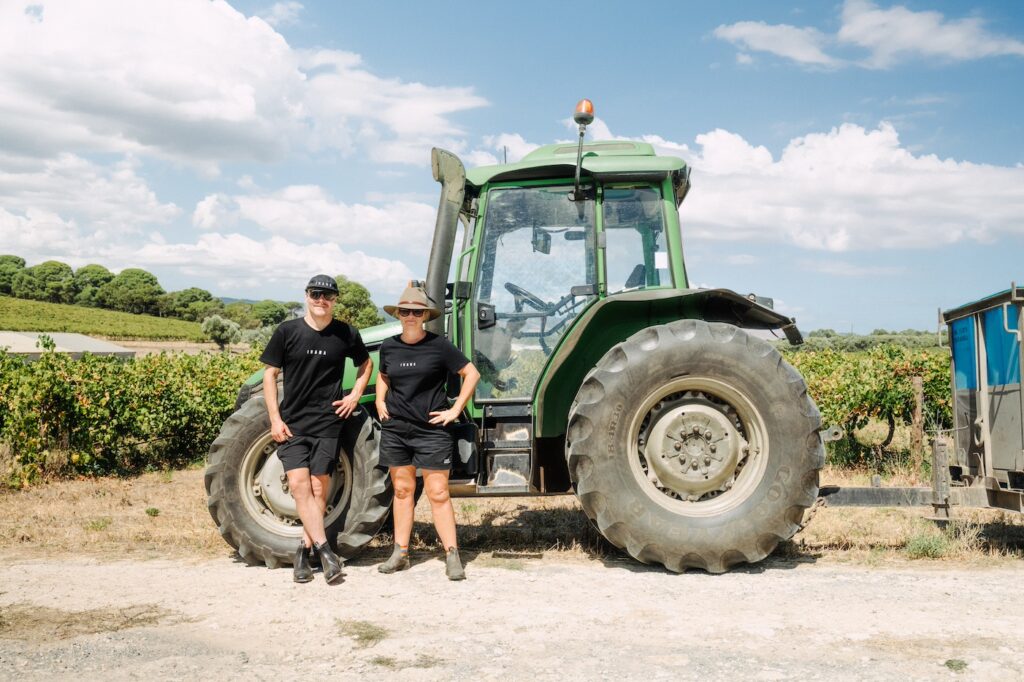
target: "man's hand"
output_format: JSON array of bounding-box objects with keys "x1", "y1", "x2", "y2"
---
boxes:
[
  {"x1": 428, "y1": 407, "x2": 459, "y2": 426},
  {"x1": 270, "y1": 418, "x2": 293, "y2": 443},
  {"x1": 375, "y1": 400, "x2": 390, "y2": 421},
  {"x1": 332, "y1": 394, "x2": 361, "y2": 419}
]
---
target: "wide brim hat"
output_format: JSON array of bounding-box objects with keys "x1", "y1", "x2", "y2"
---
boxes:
[{"x1": 384, "y1": 282, "x2": 442, "y2": 321}]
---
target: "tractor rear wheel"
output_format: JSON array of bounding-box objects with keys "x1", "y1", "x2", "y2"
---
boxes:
[
  {"x1": 566, "y1": 320, "x2": 823, "y2": 573},
  {"x1": 204, "y1": 397, "x2": 390, "y2": 568}
]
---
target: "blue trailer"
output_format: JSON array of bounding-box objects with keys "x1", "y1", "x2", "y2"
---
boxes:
[
  {"x1": 820, "y1": 283, "x2": 1024, "y2": 515},
  {"x1": 942, "y1": 282, "x2": 1024, "y2": 502}
]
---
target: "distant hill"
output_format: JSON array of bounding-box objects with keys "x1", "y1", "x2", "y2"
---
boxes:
[
  {"x1": 218, "y1": 296, "x2": 259, "y2": 305},
  {"x1": 0, "y1": 295, "x2": 204, "y2": 341}
]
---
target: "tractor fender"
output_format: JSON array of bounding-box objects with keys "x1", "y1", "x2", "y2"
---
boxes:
[{"x1": 534, "y1": 288, "x2": 802, "y2": 437}]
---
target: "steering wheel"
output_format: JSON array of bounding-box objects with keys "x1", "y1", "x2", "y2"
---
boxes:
[{"x1": 505, "y1": 282, "x2": 549, "y2": 312}]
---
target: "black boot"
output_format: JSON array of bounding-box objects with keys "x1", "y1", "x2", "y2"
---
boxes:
[
  {"x1": 315, "y1": 542, "x2": 344, "y2": 584},
  {"x1": 293, "y1": 544, "x2": 313, "y2": 583}
]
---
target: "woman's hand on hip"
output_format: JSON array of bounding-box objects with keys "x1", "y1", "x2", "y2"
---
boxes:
[{"x1": 428, "y1": 407, "x2": 459, "y2": 426}]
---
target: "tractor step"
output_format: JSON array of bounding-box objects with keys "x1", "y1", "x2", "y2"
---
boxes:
[{"x1": 477, "y1": 402, "x2": 533, "y2": 493}]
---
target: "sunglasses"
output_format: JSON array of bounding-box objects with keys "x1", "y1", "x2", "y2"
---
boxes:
[
  {"x1": 307, "y1": 290, "x2": 337, "y2": 302},
  {"x1": 397, "y1": 308, "x2": 424, "y2": 317}
]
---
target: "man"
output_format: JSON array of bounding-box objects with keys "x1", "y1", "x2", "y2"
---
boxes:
[{"x1": 260, "y1": 274, "x2": 373, "y2": 584}]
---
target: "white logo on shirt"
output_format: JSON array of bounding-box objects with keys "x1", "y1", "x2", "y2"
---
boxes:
[
  {"x1": 399, "y1": 361, "x2": 417, "y2": 367},
  {"x1": 307, "y1": 349, "x2": 328, "y2": 356}
]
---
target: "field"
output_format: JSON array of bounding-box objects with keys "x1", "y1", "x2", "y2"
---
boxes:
[
  {"x1": 2, "y1": 469, "x2": 1024, "y2": 679},
  {"x1": 0, "y1": 294, "x2": 204, "y2": 341}
]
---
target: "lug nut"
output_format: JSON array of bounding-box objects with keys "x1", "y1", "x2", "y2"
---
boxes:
[
  {"x1": 691, "y1": 460, "x2": 699, "y2": 469},
  {"x1": 692, "y1": 425, "x2": 701, "y2": 434},
  {"x1": 704, "y1": 431, "x2": 713, "y2": 440},
  {"x1": 710, "y1": 444, "x2": 717, "y2": 453},
  {"x1": 704, "y1": 456, "x2": 711, "y2": 465},
  {"x1": 674, "y1": 442, "x2": 682, "y2": 451}
]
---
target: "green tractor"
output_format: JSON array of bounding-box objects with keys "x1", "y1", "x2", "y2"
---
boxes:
[{"x1": 205, "y1": 101, "x2": 823, "y2": 573}]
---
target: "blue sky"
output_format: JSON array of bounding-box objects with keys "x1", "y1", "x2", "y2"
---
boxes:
[{"x1": 1, "y1": 0, "x2": 1022, "y2": 332}]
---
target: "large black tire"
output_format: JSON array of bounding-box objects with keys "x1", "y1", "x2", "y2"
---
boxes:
[
  {"x1": 566, "y1": 320, "x2": 823, "y2": 573},
  {"x1": 204, "y1": 397, "x2": 391, "y2": 568}
]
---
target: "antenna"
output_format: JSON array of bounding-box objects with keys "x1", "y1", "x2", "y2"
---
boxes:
[{"x1": 503, "y1": 145, "x2": 508, "y2": 164}]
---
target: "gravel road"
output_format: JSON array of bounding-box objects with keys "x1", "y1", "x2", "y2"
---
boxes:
[{"x1": 1, "y1": 555, "x2": 1022, "y2": 681}]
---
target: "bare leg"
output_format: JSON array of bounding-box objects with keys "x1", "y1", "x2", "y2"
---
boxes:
[
  {"x1": 287, "y1": 468, "x2": 328, "y2": 547},
  {"x1": 422, "y1": 469, "x2": 457, "y2": 550},
  {"x1": 389, "y1": 465, "x2": 417, "y2": 547}
]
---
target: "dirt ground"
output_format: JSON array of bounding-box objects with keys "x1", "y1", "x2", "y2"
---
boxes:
[{"x1": 2, "y1": 471, "x2": 1024, "y2": 680}]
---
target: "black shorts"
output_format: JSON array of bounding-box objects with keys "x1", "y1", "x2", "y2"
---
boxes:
[
  {"x1": 379, "y1": 418, "x2": 454, "y2": 470},
  {"x1": 276, "y1": 435, "x2": 338, "y2": 476}
]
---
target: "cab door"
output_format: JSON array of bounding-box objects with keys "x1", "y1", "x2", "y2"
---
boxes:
[{"x1": 471, "y1": 184, "x2": 597, "y2": 401}]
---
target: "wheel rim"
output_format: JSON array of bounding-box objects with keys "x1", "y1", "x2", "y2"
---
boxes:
[
  {"x1": 238, "y1": 431, "x2": 353, "y2": 538},
  {"x1": 627, "y1": 376, "x2": 769, "y2": 517}
]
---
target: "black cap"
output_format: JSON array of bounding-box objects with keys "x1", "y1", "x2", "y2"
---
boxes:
[{"x1": 306, "y1": 274, "x2": 339, "y2": 294}]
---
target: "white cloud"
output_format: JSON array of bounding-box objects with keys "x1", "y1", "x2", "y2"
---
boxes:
[
  {"x1": 486, "y1": 121, "x2": 1024, "y2": 253},
  {"x1": 840, "y1": 0, "x2": 1024, "y2": 68},
  {"x1": 190, "y1": 185, "x2": 436, "y2": 254},
  {"x1": 0, "y1": 0, "x2": 486, "y2": 168},
  {"x1": 713, "y1": 21, "x2": 840, "y2": 67},
  {"x1": 681, "y1": 122, "x2": 1024, "y2": 251},
  {"x1": 0, "y1": 206, "x2": 414, "y2": 299},
  {"x1": 260, "y1": 2, "x2": 303, "y2": 27},
  {"x1": 800, "y1": 260, "x2": 905, "y2": 277},
  {"x1": 0, "y1": 154, "x2": 179, "y2": 233},
  {"x1": 714, "y1": 0, "x2": 1024, "y2": 69}
]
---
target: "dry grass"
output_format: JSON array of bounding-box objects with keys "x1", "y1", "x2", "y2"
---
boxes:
[
  {"x1": 337, "y1": 619, "x2": 389, "y2": 648},
  {"x1": 0, "y1": 467, "x2": 228, "y2": 560},
  {"x1": 0, "y1": 603, "x2": 182, "y2": 641},
  {"x1": 2, "y1": 467, "x2": 1024, "y2": 569}
]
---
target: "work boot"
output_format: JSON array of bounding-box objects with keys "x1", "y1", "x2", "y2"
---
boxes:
[
  {"x1": 293, "y1": 544, "x2": 313, "y2": 584},
  {"x1": 314, "y1": 542, "x2": 344, "y2": 584},
  {"x1": 377, "y1": 544, "x2": 410, "y2": 574},
  {"x1": 445, "y1": 547, "x2": 465, "y2": 581}
]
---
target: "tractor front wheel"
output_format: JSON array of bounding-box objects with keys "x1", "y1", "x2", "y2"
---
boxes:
[
  {"x1": 204, "y1": 398, "x2": 391, "y2": 568},
  {"x1": 566, "y1": 320, "x2": 823, "y2": 573}
]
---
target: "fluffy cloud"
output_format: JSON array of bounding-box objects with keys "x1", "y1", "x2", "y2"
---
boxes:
[
  {"x1": 0, "y1": 154, "x2": 179, "y2": 233},
  {"x1": 682, "y1": 123, "x2": 1024, "y2": 250},
  {"x1": 714, "y1": 0, "x2": 1024, "y2": 69},
  {"x1": 192, "y1": 186, "x2": 436, "y2": 254},
  {"x1": 0, "y1": 205, "x2": 414, "y2": 298},
  {"x1": 490, "y1": 121, "x2": 1024, "y2": 252},
  {"x1": 260, "y1": 2, "x2": 303, "y2": 27},
  {"x1": 0, "y1": 0, "x2": 486, "y2": 167},
  {"x1": 713, "y1": 21, "x2": 839, "y2": 68},
  {"x1": 839, "y1": 0, "x2": 1024, "y2": 68}
]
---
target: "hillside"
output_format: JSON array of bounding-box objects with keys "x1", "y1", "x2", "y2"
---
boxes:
[{"x1": 0, "y1": 295, "x2": 205, "y2": 341}]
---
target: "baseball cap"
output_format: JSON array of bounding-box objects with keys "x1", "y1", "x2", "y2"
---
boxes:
[{"x1": 306, "y1": 274, "x2": 339, "y2": 294}]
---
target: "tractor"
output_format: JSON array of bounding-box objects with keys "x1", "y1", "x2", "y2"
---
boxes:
[{"x1": 205, "y1": 101, "x2": 824, "y2": 573}]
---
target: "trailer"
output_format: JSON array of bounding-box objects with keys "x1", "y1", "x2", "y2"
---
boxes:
[{"x1": 822, "y1": 282, "x2": 1024, "y2": 518}]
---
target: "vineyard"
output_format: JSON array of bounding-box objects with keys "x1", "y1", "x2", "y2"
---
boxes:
[
  {"x1": 0, "y1": 295, "x2": 205, "y2": 340},
  {"x1": 0, "y1": 342, "x2": 952, "y2": 488}
]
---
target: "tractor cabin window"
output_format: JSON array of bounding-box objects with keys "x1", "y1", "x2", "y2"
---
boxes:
[{"x1": 602, "y1": 187, "x2": 671, "y2": 293}]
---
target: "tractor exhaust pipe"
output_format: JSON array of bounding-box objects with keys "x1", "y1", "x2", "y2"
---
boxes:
[{"x1": 425, "y1": 148, "x2": 466, "y2": 335}]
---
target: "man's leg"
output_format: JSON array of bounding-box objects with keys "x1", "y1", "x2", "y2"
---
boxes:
[{"x1": 286, "y1": 468, "x2": 328, "y2": 547}]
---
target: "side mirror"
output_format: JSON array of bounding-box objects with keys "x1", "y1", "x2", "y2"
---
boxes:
[{"x1": 532, "y1": 226, "x2": 551, "y2": 254}]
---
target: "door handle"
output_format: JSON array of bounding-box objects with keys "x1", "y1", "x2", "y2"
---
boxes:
[{"x1": 477, "y1": 302, "x2": 496, "y2": 330}]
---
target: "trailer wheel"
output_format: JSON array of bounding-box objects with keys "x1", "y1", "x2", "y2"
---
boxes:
[
  {"x1": 566, "y1": 320, "x2": 823, "y2": 573},
  {"x1": 204, "y1": 397, "x2": 390, "y2": 567}
]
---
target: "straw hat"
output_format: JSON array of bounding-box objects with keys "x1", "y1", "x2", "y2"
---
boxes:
[{"x1": 383, "y1": 282, "x2": 442, "y2": 321}]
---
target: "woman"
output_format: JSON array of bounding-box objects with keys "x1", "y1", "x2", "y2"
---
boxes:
[{"x1": 375, "y1": 283, "x2": 480, "y2": 580}]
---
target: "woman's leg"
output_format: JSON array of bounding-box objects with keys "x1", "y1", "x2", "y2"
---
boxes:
[
  {"x1": 422, "y1": 468, "x2": 457, "y2": 549},
  {"x1": 389, "y1": 465, "x2": 417, "y2": 547}
]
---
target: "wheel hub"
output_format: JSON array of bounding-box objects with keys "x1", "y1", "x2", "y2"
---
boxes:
[
  {"x1": 256, "y1": 451, "x2": 298, "y2": 519},
  {"x1": 644, "y1": 400, "x2": 744, "y2": 500}
]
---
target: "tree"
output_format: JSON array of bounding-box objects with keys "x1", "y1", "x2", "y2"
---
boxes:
[
  {"x1": 98, "y1": 268, "x2": 165, "y2": 314},
  {"x1": 12, "y1": 260, "x2": 76, "y2": 303},
  {"x1": 73, "y1": 264, "x2": 114, "y2": 307},
  {"x1": 223, "y1": 301, "x2": 259, "y2": 329},
  {"x1": 250, "y1": 299, "x2": 289, "y2": 327},
  {"x1": 0, "y1": 255, "x2": 25, "y2": 295},
  {"x1": 333, "y1": 275, "x2": 384, "y2": 328},
  {"x1": 202, "y1": 314, "x2": 242, "y2": 350},
  {"x1": 161, "y1": 287, "x2": 218, "y2": 320}
]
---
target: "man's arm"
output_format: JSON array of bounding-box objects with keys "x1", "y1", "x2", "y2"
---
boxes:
[
  {"x1": 333, "y1": 357, "x2": 373, "y2": 419},
  {"x1": 263, "y1": 366, "x2": 292, "y2": 442}
]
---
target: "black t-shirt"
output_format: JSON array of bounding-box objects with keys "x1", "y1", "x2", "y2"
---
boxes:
[
  {"x1": 379, "y1": 332, "x2": 469, "y2": 423},
  {"x1": 260, "y1": 318, "x2": 370, "y2": 437}
]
